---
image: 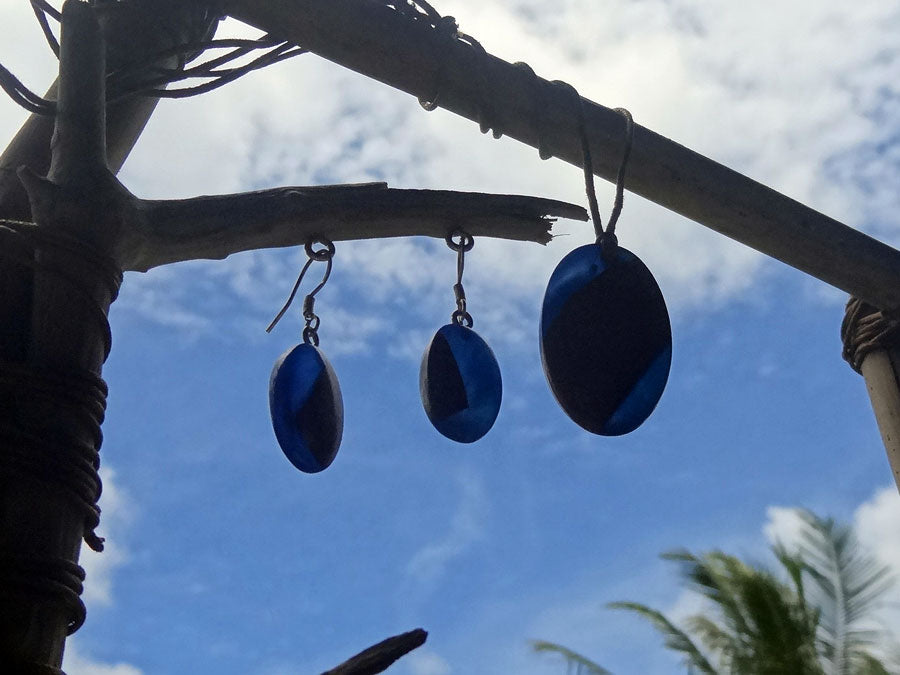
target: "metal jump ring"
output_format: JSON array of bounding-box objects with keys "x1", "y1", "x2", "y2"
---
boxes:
[
  {"x1": 302, "y1": 325, "x2": 320, "y2": 347},
  {"x1": 305, "y1": 238, "x2": 335, "y2": 261},
  {"x1": 452, "y1": 309, "x2": 474, "y2": 328},
  {"x1": 304, "y1": 315, "x2": 320, "y2": 332},
  {"x1": 445, "y1": 230, "x2": 474, "y2": 252}
]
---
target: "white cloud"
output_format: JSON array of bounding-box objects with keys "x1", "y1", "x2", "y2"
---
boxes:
[
  {"x1": 763, "y1": 505, "x2": 808, "y2": 552},
  {"x1": 405, "y1": 649, "x2": 453, "y2": 675},
  {"x1": 63, "y1": 645, "x2": 143, "y2": 675},
  {"x1": 855, "y1": 487, "x2": 900, "y2": 568},
  {"x1": 764, "y1": 488, "x2": 900, "y2": 646},
  {"x1": 81, "y1": 466, "x2": 134, "y2": 606},
  {"x1": 406, "y1": 469, "x2": 488, "y2": 587},
  {"x1": 854, "y1": 487, "x2": 900, "y2": 635}
]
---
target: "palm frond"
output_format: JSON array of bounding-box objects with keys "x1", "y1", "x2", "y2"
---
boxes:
[
  {"x1": 607, "y1": 601, "x2": 718, "y2": 674},
  {"x1": 850, "y1": 651, "x2": 894, "y2": 675},
  {"x1": 793, "y1": 510, "x2": 896, "y2": 674},
  {"x1": 530, "y1": 640, "x2": 611, "y2": 674},
  {"x1": 685, "y1": 615, "x2": 740, "y2": 668}
]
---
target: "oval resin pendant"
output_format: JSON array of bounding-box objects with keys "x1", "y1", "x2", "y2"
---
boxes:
[
  {"x1": 540, "y1": 244, "x2": 671, "y2": 436},
  {"x1": 269, "y1": 343, "x2": 343, "y2": 473},
  {"x1": 420, "y1": 324, "x2": 502, "y2": 443}
]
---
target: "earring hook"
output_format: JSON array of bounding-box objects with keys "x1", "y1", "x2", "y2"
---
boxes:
[
  {"x1": 266, "y1": 237, "x2": 335, "y2": 345},
  {"x1": 446, "y1": 230, "x2": 474, "y2": 327}
]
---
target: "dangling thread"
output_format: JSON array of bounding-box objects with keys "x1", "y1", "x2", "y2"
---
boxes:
[
  {"x1": 404, "y1": 0, "x2": 502, "y2": 138},
  {"x1": 266, "y1": 237, "x2": 335, "y2": 346},
  {"x1": 513, "y1": 61, "x2": 553, "y2": 160}
]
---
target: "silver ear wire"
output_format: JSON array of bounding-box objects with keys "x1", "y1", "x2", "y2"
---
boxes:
[{"x1": 266, "y1": 237, "x2": 335, "y2": 345}]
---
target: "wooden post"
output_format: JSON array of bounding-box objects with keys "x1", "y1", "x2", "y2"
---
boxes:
[
  {"x1": 0, "y1": 3, "x2": 117, "y2": 668},
  {"x1": 0, "y1": 2, "x2": 218, "y2": 669}
]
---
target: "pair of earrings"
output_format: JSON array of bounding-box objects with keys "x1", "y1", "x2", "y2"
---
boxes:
[{"x1": 267, "y1": 233, "x2": 502, "y2": 474}]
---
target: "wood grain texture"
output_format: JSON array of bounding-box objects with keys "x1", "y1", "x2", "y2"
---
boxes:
[
  {"x1": 123, "y1": 185, "x2": 587, "y2": 271},
  {"x1": 860, "y1": 350, "x2": 900, "y2": 492}
]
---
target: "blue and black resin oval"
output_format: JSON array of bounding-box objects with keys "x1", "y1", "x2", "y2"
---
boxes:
[
  {"x1": 269, "y1": 343, "x2": 343, "y2": 473},
  {"x1": 540, "y1": 244, "x2": 671, "y2": 436},
  {"x1": 420, "y1": 324, "x2": 502, "y2": 443}
]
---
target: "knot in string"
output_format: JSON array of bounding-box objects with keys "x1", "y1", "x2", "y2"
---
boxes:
[
  {"x1": 446, "y1": 230, "x2": 474, "y2": 327},
  {"x1": 841, "y1": 296, "x2": 900, "y2": 373},
  {"x1": 267, "y1": 237, "x2": 335, "y2": 347}
]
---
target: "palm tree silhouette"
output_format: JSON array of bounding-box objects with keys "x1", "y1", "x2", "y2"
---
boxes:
[{"x1": 532, "y1": 511, "x2": 898, "y2": 674}]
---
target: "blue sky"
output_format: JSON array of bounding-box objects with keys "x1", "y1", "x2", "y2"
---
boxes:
[{"x1": 3, "y1": 1, "x2": 900, "y2": 673}]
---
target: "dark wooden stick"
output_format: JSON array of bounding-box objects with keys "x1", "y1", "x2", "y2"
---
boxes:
[
  {"x1": 123, "y1": 185, "x2": 586, "y2": 271},
  {"x1": 321, "y1": 629, "x2": 428, "y2": 675},
  {"x1": 0, "y1": 3, "x2": 111, "y2": 668},
  {"x1": 227, "y1": 0, "x2": 900, "y2": 312}
]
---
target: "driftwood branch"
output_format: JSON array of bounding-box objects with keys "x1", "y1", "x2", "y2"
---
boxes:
[
  {"x1": 123, "y1": 184, "x2": 587, "y2": 272},
  {"x1": 321, "y1": 628, "x2": 428, "y2": 675}
]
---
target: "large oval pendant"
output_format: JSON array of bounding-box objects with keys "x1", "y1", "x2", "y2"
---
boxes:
[
  {"x1": 420, "y1": 324, "x2": 502, "y2": 443},
  {"x1": 269, "y1": 343, "x2": 344, "y2": 472},
  {"x1": 540, "y1": 244, "x2": 671, "y2": 436}
]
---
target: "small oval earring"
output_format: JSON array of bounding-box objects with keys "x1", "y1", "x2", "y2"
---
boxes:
[
  {"x1": 540, "y1": 91, "x2": 672, "y2": 436},
  {"x1": 267, "y1": 238, "x2": 344, "y2": 472},
  {"x1": 420, "y1": 231, "x2": 502, "y2": 443}
]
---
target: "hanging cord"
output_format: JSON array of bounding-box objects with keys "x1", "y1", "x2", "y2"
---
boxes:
[
  {"x1": 266, "y1": 238, "x2": 336, "y2": 347},
  {"x1": 841, "y1": 297, "x2": 900, "y2": 373},
  {"x1": 446, "y1": 230, "x2": 474, "y2": 328},
  {"x1": 554, "y1": 81, "x2": 634, "y2": 258}
]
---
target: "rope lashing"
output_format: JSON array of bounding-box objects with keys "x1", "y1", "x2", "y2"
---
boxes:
[
  {"x1": 0, "y1": 553, "x2": 87, "y2": 636},
  {"x1": 395, "y1": 0, "x2": 636, "y2": 240},
  {"x1": 0, "y1": 219, "x2": 121, "y2": 557},
  {"x1": 841, "y1": 296, "x2": 900, "y2": 373},
  {"x1": 395, "y1": 1, "x2": 503, "y2": 138}
]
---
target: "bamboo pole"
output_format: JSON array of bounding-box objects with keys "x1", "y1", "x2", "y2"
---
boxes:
[
  {"x1": 860, "y1": 349, "x2": 900, "y2": 491},
  {"x1": 226, "y1": 0, "x2": 900, "y2": 313}
]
